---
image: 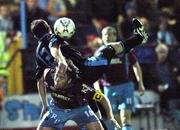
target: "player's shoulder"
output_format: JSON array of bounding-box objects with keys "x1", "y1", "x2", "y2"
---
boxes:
[
  {"x1": 49, "y1": 34, "x2": 69, "y2": 48},
  {"x1": 38, "y1": 33, "x2": 51, "y2": 44},
  {"x1": 49, "y1": 34, "x2": 58, "y2": 42}
]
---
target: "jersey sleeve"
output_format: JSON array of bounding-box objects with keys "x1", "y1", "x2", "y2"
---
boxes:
[
  {"x1": 82, "y1": 85, "x2": 104, "y2": 102},
  {"x1": 94, "y1": 45, "x2": 116, "y2": 64},
  {"x1": 48, "y1": 34, "x2": 61, "y2": 48},
  {"x1": 128, "y1": 50, "x2": 137, "y2": 65},
  {"x1": 84, "y1": 45, "x2": 116, "y2": 67},
  {"x1": 35, "y1": 60, "x2": 46, "y2": 80},
  {"x1": 81, "y1": 45, "x2": 116, "y2": 85}
]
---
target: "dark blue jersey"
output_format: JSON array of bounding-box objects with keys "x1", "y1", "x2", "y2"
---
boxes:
[
  {"x1": 36, "y1": 34, "x2": 57, "y2": 68},
  {"x1": 35, "y1": 33, "x2": 85, "y2": 80},
  {"x1": 35, "y1": 33, "x2": 57, "y2": 79},
  {"x1": 49, "y1": 36, "x2": 116, "y2": 85},
  {"x1": 36, "y1": 33, "x2": 116, "y2": 86},
  {"x1": 80, "y1": 45, "x2": 116, "y2": 85}
]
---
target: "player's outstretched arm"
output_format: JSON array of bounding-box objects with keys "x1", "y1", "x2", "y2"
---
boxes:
[
  {"x1": 50, "y1": 43, "x2": 68, "y2": 74},
  {"x1": 93, "y1": 90, "x2": 121, "y2": 130},
  {"x1": 37, "y1": 76, "x2": 48, "y2": 119},
  {"x1": 133, "y1": 62, "x2": 145, "y2": 96}
]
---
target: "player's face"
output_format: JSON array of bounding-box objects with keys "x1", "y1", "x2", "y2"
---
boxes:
[
  {"x1": 102, "y1": 29, "x2": 117, "y2": 44},
  {"x1": 54, "y1": 71, "x2": 69, "y2": 89}
]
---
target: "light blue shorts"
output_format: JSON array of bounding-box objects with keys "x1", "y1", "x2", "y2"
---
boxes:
[
  {"x1": 39, "y1": 100, "x2": 99, "y2": 129},
  {"x1": 104, "y1": 82, "x2": 135, "y2": 113}
]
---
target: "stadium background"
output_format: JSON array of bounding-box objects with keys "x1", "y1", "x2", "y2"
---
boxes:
[{"x1": 0, "y1": 0, "x2": 180, "y2": 130}]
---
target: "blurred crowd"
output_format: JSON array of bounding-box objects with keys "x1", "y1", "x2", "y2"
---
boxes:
[{"x1": 0, "y1": 0, "x2": 180, "y2": 124}]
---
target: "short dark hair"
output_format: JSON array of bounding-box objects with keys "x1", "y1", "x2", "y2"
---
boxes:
[{"x1": 31, "y1": 19, "x2": 51, "y2": 39}]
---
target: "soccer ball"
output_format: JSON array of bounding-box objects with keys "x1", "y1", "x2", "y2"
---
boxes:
[{"x1": 54, "y1": 17, "x2": 76, "y2": 39}]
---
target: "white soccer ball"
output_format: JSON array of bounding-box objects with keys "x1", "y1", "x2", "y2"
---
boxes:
[{"x1": 54, "y1": 17, "x2": 76, "y2": 39}]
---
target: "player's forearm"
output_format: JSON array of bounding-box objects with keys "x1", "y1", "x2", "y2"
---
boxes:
[
  {"x1": 58, "y1": 47, "x2": 67, "y2": 64},
  {"x1": 133, "y1": 62, "x2": 144, "y2": 86},
  {"x1": 108, "y1": 34, "x2": 143, "y2": 54},
  {"x1": 50, "y1": 46, "x2": 66, "y2": 64},
  {"x1": 100, "y1": 96, "x2": 114, "y2": 119},
  {"x1": 50, "y1": 46, "x2": 59, "y2": 61},
  {"x1": 37, "y1": 77, "x2": 47, "y2": 108}
]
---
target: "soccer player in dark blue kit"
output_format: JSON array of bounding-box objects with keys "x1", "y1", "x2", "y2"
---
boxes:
[{"x1": 31, "y1": 18, "x2": 147, "y2": 130}]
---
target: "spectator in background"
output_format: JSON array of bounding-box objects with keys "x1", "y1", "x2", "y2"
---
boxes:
[
  {"x1": 46, "y1": 0, "x2": 67, "y2": 24},
  {"x1": 0, "y1": 32, "x2": 9, "y2": 97},
  {"x1": 13, "y1": 0, "x2": 49, "y2": 33},
  {"x1": 157, "y1": 11, "x2": 177, "y2": 45},
  {"x1": 26, "y1": 0, "x2": 49, "y2": 33},
  {"x1": 170, "y1": 0, "x2": 180, "y2": 43},
  {"x1": 89, "y1": 0, "x2": 120, "y2": 35},
  {"x1": 155, "y1": 43, "x2": 174, "y2": 106},
  {"x1": 0, "y1": 70, "x2": 5, "y2": 110},
  {"x1": 12, "y1": 0, "x2": 50, "y2": 49},
  {"x1": 155, "y1": 43, "x2": 180, "y2": 129},
  {"x1": 101, "y1": 26, "x2": 145, "y2": 130},
  {"x1": 0, "y1": 2, "x2": 12, "y2": 98},
  {"x1": 139, "y1": 17, "x2": 157, "y2": 45},
  {"x1": 118, "y1": 1, "x2": 138, "y2": 39},
  {"x1": 38, "y1": 0, "x2": 48, "y2": 10},
  {"x1": 155, "y1": 43, "x2": 171, "y2": 91},
  {"x1": 0, "y1": 83, "x2": 3, "y2": 110},
  {"x1": 0, "y1": 3, "x2": 13, "y2": 31},
  {"x1": 64, "y1": 0, "x2": 92, "y2": 25},
  {"x1": 87, "y1": 36, "x2": 103, "y2": 55}
]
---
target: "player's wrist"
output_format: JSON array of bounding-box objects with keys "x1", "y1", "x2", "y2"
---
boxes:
[
  {"x1": 42, "y1": 102, "x2": 48, "y2": 108},
  {"x1": 138, "y1": 83, "x2": 143, "y2": 87}
]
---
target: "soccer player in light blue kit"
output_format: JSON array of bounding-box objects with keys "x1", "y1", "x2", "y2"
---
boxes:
[{"x1": 101, "y1": 26, "x2": 145, "y2": 130}]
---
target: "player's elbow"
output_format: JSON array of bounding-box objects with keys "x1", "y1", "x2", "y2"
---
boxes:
[{"x1": 107, "y1": 42, "x2": 124, "y2": 54}]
